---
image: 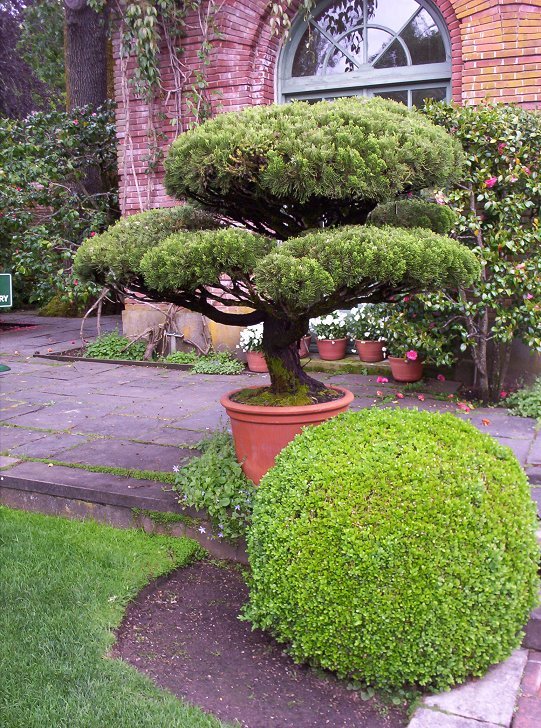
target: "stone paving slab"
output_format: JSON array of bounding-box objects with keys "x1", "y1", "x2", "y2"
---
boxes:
[
  {"x1": 0, "y1": 455, "x2": 21, "y2": 469},
  {"x1": 7, "y1": 433, "x2": 93, "y2": 459},
  {"x1": 0, "y1": 426, "x2": 49, "y2": 450},
  {"x1": 409, "y1": 709, "x2": 502, "y2": 728},
  {"x1": 57, "y1": 439, "x2": 193, "y2": 472},
  {"x1": 422, "y1": 649, "x2": 528, "y2": 727}
]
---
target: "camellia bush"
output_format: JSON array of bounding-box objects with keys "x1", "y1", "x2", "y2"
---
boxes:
[
  {"x1": 397, "y1": 102, "x2": 541, "y2": 403},
  {"x1": 75, "y1": 98, "x2": 479, "y2": 400},
  {"x1": 0, "y1": 103, "x2": 118, "y2": 308},
  {"x1": 244, "y1": 409, "x2": 539, "y2": 690}
]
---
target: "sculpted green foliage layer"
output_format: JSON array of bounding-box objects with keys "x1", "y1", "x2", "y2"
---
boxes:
[
  {"x1": 369, "y1": 199, "x2": 457, "y2": 234},
  {"x1": 74, "y1": 205, "x2": 221, "y2": 285},
  {"x1": 164, "y1": 98, "x2": 464, "y2": 236},
  {"x1": 245, "y1": 409, "x2": 539, "y2": 690}
]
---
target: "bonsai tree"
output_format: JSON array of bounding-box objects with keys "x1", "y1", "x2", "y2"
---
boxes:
[{"x1": 75, "y1": 98, "x2": 479, "y2": 401}]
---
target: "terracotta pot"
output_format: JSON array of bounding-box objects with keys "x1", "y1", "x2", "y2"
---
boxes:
[
  {"x1": 355, "y1": 339, "x2": 384, "y2": 363},
  {"x1": 220, "y1": 386, "x2": 354, "y2": 484},
  {"x1": 316, "y1": 338, "x2": 348, "y2": 361},
  {"x1": 388, "y1": 356, "x2": 424, "y2": 383},
  {"x1": 246, "y1": 351, "x2": 268, "y2": 373},
  {"x1": 298, "y1": 335, "x2": 312, "y2": 358}
]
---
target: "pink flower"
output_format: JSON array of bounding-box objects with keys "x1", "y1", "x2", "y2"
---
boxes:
[
  {"x1": 73, "y1": 279, "x2": 79, "y2": 286},
  {"x1": 90, "y1": 231, "x2": 97, "y2": 237},
  {"x1": 417, "y1": 394, "x2": 425, "y2": 402},
  {"x1": 509, "y1": 176, "x2": 518, "y2": 183},
  {"x1": 437, "y1": 374, "x2": 446, "y2": 382},
  {"x1": 73, "y1": 119, "x2": 78, "y2": 125},
  {"x1": 396, "y1": 392, "x2": 404, "y2": 399},
  {"x1": 376, "y1": 390, "x2": 383, "y2": 397},
  {"x1": 497, "y1": 142, "x2": 506, "y2": 154},
  {"x1": 406, "y1": 350, "x2": 418, "y2": 361},
  {"x1": 525, "y1": 293, "x2": 534, "y2": 300},
  {"x1": 376, "y1": 376, "x2": 389, "y2": 384},
  {"x1": 403, "y1": 296, "x2": 411, "y2": 303},
  {"x1": 524, "y1": 167, "x2": 531, "y2": 175},
  {"x1": 484, "y1": 177, "x2": 498, "y2": 188},
  {"x1": 500, "y1": 390, "x2": 508, "y2": 399}
]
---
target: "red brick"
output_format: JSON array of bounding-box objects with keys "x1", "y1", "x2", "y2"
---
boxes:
[{"x1": 513, "y1": 695, "x2": 541, "y2": 727}]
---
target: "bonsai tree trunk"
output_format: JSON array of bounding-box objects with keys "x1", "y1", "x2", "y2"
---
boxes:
[{"x1": 262, "y1": 315, "x2": 325, "y2": 395}]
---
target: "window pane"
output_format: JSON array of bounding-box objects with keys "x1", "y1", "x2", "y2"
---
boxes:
[
  {"x1": 335, "y1": 29, "x2": 364, "y2": 65},
  {"x1": 400, "y1": 8, "x2": 446, "y2": 64},
  {"x1": 373, "y1": 39, "x2": 407, "y2": 68},
  {"x1": 368, "y1": 0, "x2": 419, "y2": 33},
  {"x1": 411, "y1": 87, "x2": 447, "y2": 107},
  {"x1": 374, "y1": 90, "x2": 408, "y2": 105},
  {"x1": 314, "y1": 0, "x2": 364, "y2": 37},
  {"x1": 326, "y1": 48, "x2": 357, "y2": 74},
  {"x1": 367, "y1": 28, "x2": 394, "y2": 64},
  {"x1": 292, "y1": 26, "x2": 333, "y2": 76}
]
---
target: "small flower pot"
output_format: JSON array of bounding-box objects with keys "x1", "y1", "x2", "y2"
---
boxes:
[
  {"x1": 246, "y1": 351, "x2": 268, "y2": 373},
  {"x1": 388, "y1": 356, "x2": 424, "y2": 383},
  {"x1": 298, "y1": 335, "x2": 312, "y2": 358},
  {"x1": 316, "y1": 338, "x2": 348, "y2": 361},
  {"x1": 355, "y1": 339, "x2": 384, "y2": 363}
]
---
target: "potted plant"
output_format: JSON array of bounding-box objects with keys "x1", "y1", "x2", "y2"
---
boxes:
[
  {"x1": 239, "y1": 324, "x2": 267, "y2": 372},
  {"x1": 385, "y1": 305, "x2": 453, "y2": 382},
  {"x1": 347, "y1": 304, "x2": 387, "y2": 362},
  {"x1": 311, "y1": 312, "x2": 348, "y2": 361},
  {"x1": 75, "y1": 98, "x2": 478, "y2": 483}
]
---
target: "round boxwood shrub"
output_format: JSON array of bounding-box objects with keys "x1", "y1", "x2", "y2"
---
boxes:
[{"x1": 244, "y1": 409, "x2": 539, "y2": 691}]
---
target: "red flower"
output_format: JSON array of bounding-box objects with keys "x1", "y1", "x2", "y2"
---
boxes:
[
  {"x1": 437, "y1": 374, "x2": 446, "y2": 382},
  {"x1": 484, "y1": 177, "x2": 498, "y2": 188},
  {"x1": 500, "y1": 390, "x2": 508, "y2": 399}
]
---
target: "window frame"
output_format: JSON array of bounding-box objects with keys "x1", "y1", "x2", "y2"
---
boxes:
[{"x1": 277, "y1": 0, "x2": 452, "y2": 106}]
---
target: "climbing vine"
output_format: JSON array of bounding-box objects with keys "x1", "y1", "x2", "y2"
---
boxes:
[{"x1": 86, "y1": 0, "x2": 223, "y2": 210}]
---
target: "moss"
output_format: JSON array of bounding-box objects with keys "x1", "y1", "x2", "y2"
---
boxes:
[
  {"x1": 131, "y1": 508, "x2": 200, "y2": 529},
  {"x1": 9, "y1": 456, "x2": 175, "y2": 484},
  {"x1": 230, "y1": 385, "x2": 340, "y2": 407}
]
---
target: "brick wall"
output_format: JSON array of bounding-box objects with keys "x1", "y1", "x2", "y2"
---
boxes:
[{"x1": 113, "y1": 0, "x2": 541, "y2": 214}]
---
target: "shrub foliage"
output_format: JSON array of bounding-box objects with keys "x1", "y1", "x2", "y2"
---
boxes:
[
  {"x1": 244, "y1": 409, "x2": 539, "y2": 690},
  {"x1": 0, "y1": 104, "x2": 118, "y2": 307}
]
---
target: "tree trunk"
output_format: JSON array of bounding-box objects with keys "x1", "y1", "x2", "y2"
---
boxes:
[
  {"x1": 64, "y1": 0, "x2": 108, "y2": 112},
  {"x1": 64, "y1": 1, "x2": 109, "y2": 195},
  {"x1": 262, "y1": 315, "x2": 326, "y2": 395}
]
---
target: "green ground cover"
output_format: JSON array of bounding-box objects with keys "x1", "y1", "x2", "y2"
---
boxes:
[{"x1": 0, "y1": 506, "x2": 229, "y2": 728}]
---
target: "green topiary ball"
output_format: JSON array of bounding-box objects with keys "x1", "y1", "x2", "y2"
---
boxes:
[{"x1": 244, "y1": 409, "x2": 539, "y2": 691}]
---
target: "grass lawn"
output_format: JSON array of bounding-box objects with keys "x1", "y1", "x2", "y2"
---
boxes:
[{"x1": 0, "y1": 506, "x2": 230, "y2": 728}]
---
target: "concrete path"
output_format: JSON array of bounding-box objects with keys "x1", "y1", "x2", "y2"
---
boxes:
[{"x1": 1, "y1": 312, "x2": 541, "y2": 727}]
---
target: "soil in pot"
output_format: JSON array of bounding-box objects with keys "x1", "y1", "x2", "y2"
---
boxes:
[
  {"x1": 246, "y1": 351, "x2": 268, "y2": 372},
  {"x1": 355, "y1": 340, "x2": 384, "y2": 363},
  {"x1": 388, "y1": 356, "x2": 424, "y2": 382},
  {"x1": 221, "y1": 385, "x2": 354, "y2": 483},
  {"x1": 316, "y1": 338, "x2": 348, "y2": 361}
]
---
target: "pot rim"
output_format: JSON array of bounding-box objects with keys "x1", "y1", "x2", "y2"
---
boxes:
[
  {"x1": 388, "y1": 356, "x2": 424, "y2": 364},
  {"x1": 220, "y1": 385, "x2": 353, "y2": 415}
]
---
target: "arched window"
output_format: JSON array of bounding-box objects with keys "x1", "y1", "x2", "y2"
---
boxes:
[{"x1": 278, "y1": 0, "x2": 451, "y2": 107}]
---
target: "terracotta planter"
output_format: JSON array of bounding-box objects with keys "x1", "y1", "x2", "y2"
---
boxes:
[
  {"x1": 298, "y1": 335, "x2": 312, "y2": 358},
  {"x1": 388, "y1": 356, "x2": 424, "y2": 383},
  {"x1": 316, "y1": 338, "x2": 348, "y2": 361},
  {"x1": 220, "y1": 386, "x2": 354, "y2": 484},
  {"x1": 246, "y1": 351, "x2": 268, "y2": 373},
  {"x1": 355, "y1": 339, "x2": 385, "y2": 362}
]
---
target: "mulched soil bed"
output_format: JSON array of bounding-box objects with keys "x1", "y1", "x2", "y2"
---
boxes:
[{"x1": 114, "y1": 561, "x2": 408, "y2": 728}]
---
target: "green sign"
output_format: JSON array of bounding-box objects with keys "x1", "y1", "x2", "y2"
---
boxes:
[{"x1": 0, "y1": 273, "x2": 12, "y2": 307}]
